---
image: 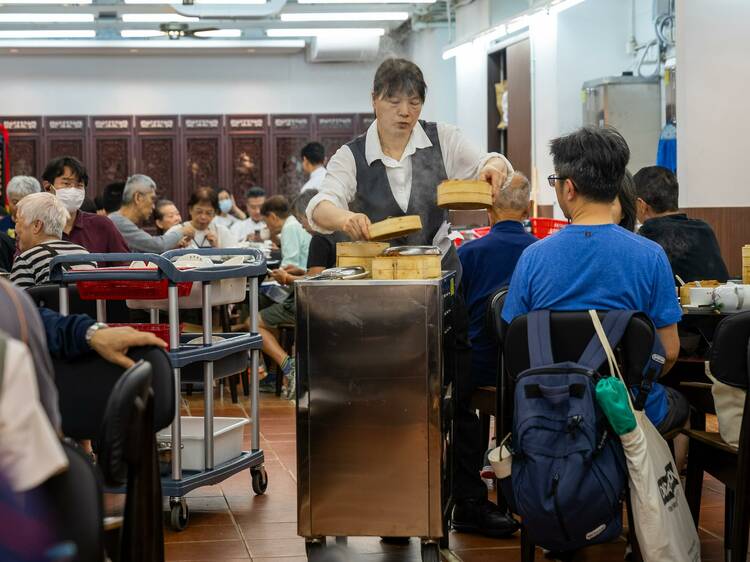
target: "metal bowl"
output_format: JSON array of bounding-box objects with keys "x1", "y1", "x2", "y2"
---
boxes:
[
  {"x1": 383, "y1": 246, "x2": 441, "y2": 256},
  {"x1": 317, "y1": 266, "x2": 369, "y2": 280}
]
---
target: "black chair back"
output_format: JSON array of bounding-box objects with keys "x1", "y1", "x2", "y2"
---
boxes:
[
  {"x1": 486, "y1": 287, "x2": 509, "y2": 346},
  {"x1": 41, "y1": 440, "x2": 105, "y2": 562},
  {"x1": 54, "y1": 345, "x2": 175, "y2": 440},
  {"x1": 710, "y1": 310, "x2": 750, "y2": 390},
  {"x1": 26, "y1": 284, "x2": 132, "y2": 322},
  {"x1": 503, "y1": 310, "x2": 656, "y2": 386}
]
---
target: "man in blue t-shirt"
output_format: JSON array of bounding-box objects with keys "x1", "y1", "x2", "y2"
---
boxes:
[
  {"x1": 502, "y1": 127, "x2": 689, "y2": 443},
  {"x1": 459, "y1": 172, "x2": 537, "y2": 387}
]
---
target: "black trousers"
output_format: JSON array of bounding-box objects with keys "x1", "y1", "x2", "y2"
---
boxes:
[{"x1": 447, "y1": 291, "x2": 490, "y2": 501}]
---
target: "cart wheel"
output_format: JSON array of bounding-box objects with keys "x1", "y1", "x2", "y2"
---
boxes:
[
  {"x1": 420, "y1": 541, "x2": 440, "y2": 562},
  {"x1": 251, "y1": 466, "x2": 268, "y2": 495},
  {"x1": 169, "y1": 498, "x2": 189, "y2": 532},
  {"x1": 305, "y1": 538, "x2": 325, "y2": 561}
]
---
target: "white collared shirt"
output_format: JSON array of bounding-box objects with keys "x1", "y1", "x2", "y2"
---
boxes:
[
  {"x1": 300, "y1": 166, "x2": 327, "y2": 193},
  {"x1": 306, "y1": 120, "x2": 512, "y2": 233}
]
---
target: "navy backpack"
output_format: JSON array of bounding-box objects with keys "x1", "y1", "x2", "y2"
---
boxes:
[{"x1": 504, "y1": 309, "x2": 664, "y2": 552}]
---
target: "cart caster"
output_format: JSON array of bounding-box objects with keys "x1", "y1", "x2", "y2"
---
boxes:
[
  {"x1": 251, "y1": 466, "x2": 268, "y2": 495},
  {"x1": 169, "y1": 497, "x2": 189, "y2": 532},
  {"x1": 420, "y1": 540, "x2": 440, "y2": 562},
  {"x1": 305, "y1": 537, "x2": 325, "y2": 561}
]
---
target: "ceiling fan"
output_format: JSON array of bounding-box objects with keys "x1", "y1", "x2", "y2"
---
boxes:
[{"x1": 159, "y1": 22, "x2": 219, "y2": 39}]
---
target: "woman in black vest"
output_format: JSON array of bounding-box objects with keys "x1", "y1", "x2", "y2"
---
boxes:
[{"x1": 305, "y1": 58, "x2": 519, "y2": 539}]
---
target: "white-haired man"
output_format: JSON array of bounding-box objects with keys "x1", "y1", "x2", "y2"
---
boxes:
[
  {"x1": 10, "y1": 192, "x2": 92, "y2": 288},
  {"x1": 0, "y1": 175, "x2": 42, "y2": 238},
  {"x1": 109, "y1": 174, "x2": 194, "y2": 253}
]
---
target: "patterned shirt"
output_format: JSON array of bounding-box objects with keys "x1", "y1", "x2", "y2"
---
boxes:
[{"x1": 10, "y1": 240, "x2": 93, "y2": 288}]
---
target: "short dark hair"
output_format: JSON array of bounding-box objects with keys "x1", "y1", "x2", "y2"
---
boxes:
[
  {"x1": 188, "y1": 186, "x2": 219, "y2": 212},
  {"x1": 80, "y1": 197, "x2": 97, "y2": 214},
  {"x1": 373, "y1": 58, "x2": 427, "y2": 102},
  {"x1": 102, "y1": 181, "x2": 125, "y2": 214},
  {"x1": 155, "y1": 199, "x2": 176, "y2": 221},
  {"x1": 550, "y1": 126, "x2": 630, "y2": 203},
  {"x1": 291, "y1": 189, "x2": 318, "y2": 219},
  {"x1": 617, "y1": 170, "x2": 638, "y2": 232},
  {"x1": 633, "y1": 166, "x2": 679, "y2": 213},
  {"x1": 42, "y1": 156, "x2": 89, "y2": 188},
  {"x1": 246, "y1": 186, "x2": 266, "y2": 199},
  {"x1": 301, "y1": 142, "x2": 325, "y2": 166},
  {"x1": 260, "y1": 195, "x2": 290, "y2": 219}
]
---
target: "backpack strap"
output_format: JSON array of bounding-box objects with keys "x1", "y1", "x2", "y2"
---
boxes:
[{"x1": 526, "y1": 310, "x2": 555, "y2": 369}]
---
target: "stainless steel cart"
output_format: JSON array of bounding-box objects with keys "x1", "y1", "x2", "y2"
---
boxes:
[
  {"x1": 295, "y1": 273, "x2": 456, "y2": 562},
  {"x1": 50, "y1": 248, "x2": 269, "y2": 531}
]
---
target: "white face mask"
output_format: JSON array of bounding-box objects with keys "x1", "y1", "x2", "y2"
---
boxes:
[{"x1": 54, "y1": 187, "x2": 85, "y2": 213}]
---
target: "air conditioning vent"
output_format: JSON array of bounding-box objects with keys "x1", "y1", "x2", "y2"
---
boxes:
[{"x1": 307, "y1": 35, "x2": 380, "y2": 63}]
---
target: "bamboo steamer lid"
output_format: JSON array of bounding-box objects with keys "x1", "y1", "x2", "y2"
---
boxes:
[
  {"x1": 336, "y1": 241, "x2": 389, "y2": 258},
  {"x1": 437, "y1": 179, "x2": 493, "y2": 210},
  {"x1": 371, "y1": 255, "x2": 442, "y2": 280},
  {"x1": 368, "y1": 215, "x2": 423, "y2": 242}
]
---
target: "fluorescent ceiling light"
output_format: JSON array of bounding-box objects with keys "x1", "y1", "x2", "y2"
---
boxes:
[
  {"x1": 0, "y1": 0, "x2": 92, "y2": 3},
  {"x1": 0, "y1": 29, "x2": 95, "y2": 38},
  {"x1": 549, "y1": 0, "x2": 585, "y2": 14},
  {"x1": 267, "y1": 27, "x2": 385, "y2": 37},
  {"x1": 507, "y1": 15, "x2": 529, "y2": 33},
  {"x1": 120, "y1": 29, "x2": 165, "y2": 37},
  {"x1": 281, "y1": 11, "x2": 408, "y2": 22},
  {"x1": 124, "y1": 0, "x2": 265, "y2": 3},
  {"x1": 441, "y1": 42, "x2": 471, "y2": 60},
  {"x1": 194, "y1": 28, "x2": 241, "y2": 37},
  {"x1": 121, "y1": 13, "x2": 199, "y2": 22},
  {"x1": 0, "y1": 13, "x2": 94, "y2": 22},
  {"x1": 298, "y1": 0, "x2": 432, "y2": 4},
  {"x1": 0, "y1": 38, "x2": 304, "y2": 48}
]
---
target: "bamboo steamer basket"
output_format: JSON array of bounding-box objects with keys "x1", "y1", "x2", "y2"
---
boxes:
[
  {"x1": 437, "y1": 179, "x2": 493, "y2": 210},
  {"x1": 371, "y1": 255, "x2": 442, "y2": 280},
  {"x1": 743, "y1": 245, "x2": 750, "y2": 284},
  {"x1": 336, "y1": 241, "x2": 389, "y2": 275},
  {"x1": 368, "y1": 215, "x2": 422, "y2": 242}
]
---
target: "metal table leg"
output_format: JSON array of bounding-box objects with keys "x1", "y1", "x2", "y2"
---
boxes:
[
  {"x1": 202, "y1": 283, "x2": 214, "y2": 471},
  {"x1": 169, "y1": 285, "x2": 182, "y2": 481}
]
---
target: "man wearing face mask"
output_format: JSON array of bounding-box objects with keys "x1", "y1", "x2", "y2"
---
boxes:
[{"x1": 41, "y1": 156, "x2": 129, "y2": 256}]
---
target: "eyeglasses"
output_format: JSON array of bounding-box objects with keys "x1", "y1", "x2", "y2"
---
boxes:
[{"x1": 547, "y1": 175, "x2": 566, "y2": 188}]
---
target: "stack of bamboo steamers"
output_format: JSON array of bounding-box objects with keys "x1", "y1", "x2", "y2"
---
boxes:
[{"x1": 335, "y1": 179, "x2": 492, "y2": 280}]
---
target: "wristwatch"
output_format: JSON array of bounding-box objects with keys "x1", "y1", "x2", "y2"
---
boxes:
[{"x1": 85, "y1": 322, "x2": 108, "y2": 346}]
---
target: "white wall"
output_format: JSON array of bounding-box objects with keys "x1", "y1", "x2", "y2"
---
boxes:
[
  {"x1": 676, "y1": 0, "x2": 750, "y2": 208},
  {"x1": 0, "y1": 52, "x2": 380, "y2": 115},
  {"x1": 406, "y1": 27, "x2": 457, "y2": 124}
]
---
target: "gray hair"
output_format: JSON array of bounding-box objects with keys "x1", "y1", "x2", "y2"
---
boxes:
[
  {"x1": 16, "y1": 192, "x2": 70, "y2": 239},
  {"x1": 122, "y1": 174, "x2": 156, "y2": 204},
  {"x1": 495, "y1": 172, "x2": 531, "y2": 212},
  {"x1": 7, "y1": 175, "x2": 41, "y2": 200}
]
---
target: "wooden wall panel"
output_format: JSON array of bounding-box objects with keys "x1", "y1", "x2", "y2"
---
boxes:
[
  {"x1": 682, "y1": 207, "x2": 750, "y2": 277},
  {"x1": 136, "y1": 116, "x2": 180, "y2": 209},
  {"x1": 356, "y1": 113, "x2": 375, "y2": 136},
  {"x1": 91, "y1": 116, "x2": 133, "y2": 195},
  {"x1": 182, "y1": 115, "x2": 224, "y2": 196},
  {"x1": 1, "y1": 116, "x2": 42, "y2": 179},
  {"x1": 45, "y1": 116, "x2": 87, "y2": 166},
  {"x1": 315, "y1": 114, "x2": 355, "y2": 165},
  {"x1": 226, "y1": 115, "x2": 269, "y2": 202},
  {"x1": 271, "y1": 114, "x2": 312, "y2": 199}
]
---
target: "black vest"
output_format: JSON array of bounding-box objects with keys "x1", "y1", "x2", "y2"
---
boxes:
[{"x1": 348, "y1": 120, "x2": 448, "y2": 247}]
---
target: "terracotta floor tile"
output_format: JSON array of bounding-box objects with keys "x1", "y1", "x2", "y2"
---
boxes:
[
  {"x1": 165, "y1": 524, "x2": 242, "y2": 543},
  {"x1": 165, "y1": 539, "x2": 250, "y2": 560},
  {"x1": 246, "y1": 537, "x2": 308, "y2": 558},
  {"x1": 238, "y1": 521, "x2": 300, "y2": 540}
]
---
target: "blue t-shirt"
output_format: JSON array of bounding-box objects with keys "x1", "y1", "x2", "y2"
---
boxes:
[
  {"x1": 502, "y1": 223, "x2": 683, "y2": 426},
  {"x1": 458, "y1": 220, "x2": 537, "y2": 386}
]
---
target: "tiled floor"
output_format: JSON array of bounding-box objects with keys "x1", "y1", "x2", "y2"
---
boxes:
[{"x1": 163, "y1": 389, "x2": 744, "y2": 562}]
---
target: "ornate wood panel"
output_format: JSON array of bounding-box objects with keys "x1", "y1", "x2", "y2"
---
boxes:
[
  {"x1": 226, "y1": 115, "x2": 269, "y2": 203},
  {"x1": 136, "y1": 116, "x2": 180, "y2": 209},
  {"x1": 271, "y1": 114, "x2": 313, "y2": 200},
  {"x1": 1, "y1": 116, "x2": 43, "y2": 179},
  {"x1": 44, "y1": 116, "x2": 87, "y2": 169},
  {"x1": 182, "y1": 116, "x2": 224, "y2": 196},
  {"x1": 314, "y1": 114, "x2": 356, "y2": 164},
  {"x1": 356, "y1": 113, "x2": 376, "y2": 136},
  {"x1": 91, "y1": 116, "x2": 133, "y2": 195}
]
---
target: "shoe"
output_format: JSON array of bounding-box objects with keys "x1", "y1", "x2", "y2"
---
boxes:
[
  {"x1": 451, "y1": 498, "x2": 519, "y2": 538},
  {"x1": 259, "y1": 377, "x2": 277, "y2": 393},
  {"x1": 282, "y1": 358, "x2": 296, "y2": 400}
]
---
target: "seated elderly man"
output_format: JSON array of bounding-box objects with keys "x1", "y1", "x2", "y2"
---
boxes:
[
  {"x1": 11, "y1": 193, "x2": 92, "y2": 288},
  {"x1": 458, "y1": 173, "x2": 536, "y2": 388},
  {"x1": 634, "y1": 165, "x2": 729, "y2": 283},
  {"x1": 0, "y1": 175, "x2": 41, "y2": 238},
  {"x1": 109, "y1": 174, "x2": 194, "y2": 253},
  {"x1": 41, "y1": 156, "x2": 129, "y2": 255}
]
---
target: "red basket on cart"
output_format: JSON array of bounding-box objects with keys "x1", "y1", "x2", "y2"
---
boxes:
[
  {"x1": 107, "y1": 323, "x2": 181, "y2": 350},
  {"x1": 471, "y1": 226, "x2": 491, "y2": 239},
  {"x1": 77, "y1": 275, "x2": 192, "y2": 301},
  {"x1": 531, "y1": 218, "x2": 567, "y2": 239}
]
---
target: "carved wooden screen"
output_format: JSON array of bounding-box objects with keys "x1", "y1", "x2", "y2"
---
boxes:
[
  {"x1": 356, "y1": 113, "x2": 376, "y2": 136},
  {"x1": 314, "y1": 114, "x2": 356, "y2": 166},
  {"x1": 0, "y1": 116, "x2": 43, "y2": 179},
  {"x1": 182, "y1": 115, "x2": 224, "y2": 197},
  {"x1": 135, "y1": 116, "x2": 180, "y2": 209},
  {"x1": 44, "y1": 116, "x2": 87, "y2": 169},
  {"x1": 270, "y1": 114, "x2": 313, "y2": 200},
  {"x1": 91, "y1": 116, "x2": 133, "y2": 196},
  {"x1": 226, "y1": 115, "x2": 269, "y2": 203}
]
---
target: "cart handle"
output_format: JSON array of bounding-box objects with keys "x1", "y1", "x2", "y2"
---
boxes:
[{"x1": 49, "y1": 253, "x2": 170, "y2": 283}]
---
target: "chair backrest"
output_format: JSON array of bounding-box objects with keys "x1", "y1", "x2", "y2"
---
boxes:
[
  {"x1": 503, "y1": 310, "x2": 656, "y2": 386},
  {"x1": 26, "y1": 284, "x2": 132, "y2": 322},
  {"x1": 41, "y1": 440, "x2": 105, "y2": 562},
  {"x1": 710, "y1": 310, "x2": 750, "y2": 390},
  {"x1": 54, "y1": 345, "x2": 175, "y2": 440},
  {"x1": 486, "y1": 286, "x2": 509, "y2": 346}
]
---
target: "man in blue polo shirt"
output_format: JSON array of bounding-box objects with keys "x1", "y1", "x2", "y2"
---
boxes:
[
  {"x1": 459, "y1": 172, "x2": 536, "y2": 387},
  {"x1": 502, "y1": 127, "x2": 688, "y2": 449}
]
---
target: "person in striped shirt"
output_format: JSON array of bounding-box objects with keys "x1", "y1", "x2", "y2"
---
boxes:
[{"x1": 10, "y1": 193, "x2": 93, "y2": 289}]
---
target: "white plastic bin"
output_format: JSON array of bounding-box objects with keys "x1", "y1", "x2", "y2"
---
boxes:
[
  {"x1": 157, "y1": 416, "x2": 249, "y2": 472},
  {"x1": 127, "y1": 277, "x2": 246, "y2": 310}
]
